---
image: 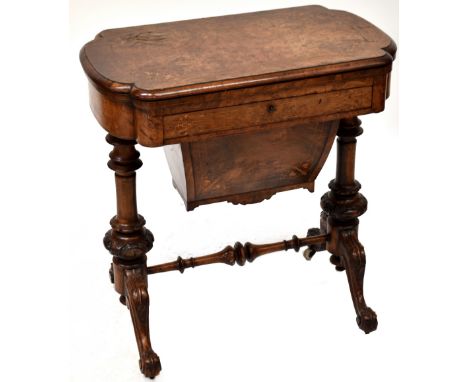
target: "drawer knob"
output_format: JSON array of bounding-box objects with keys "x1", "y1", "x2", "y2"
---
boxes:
[{"x1": 267, "y1": 104, "x2": 276, "y2": 113}]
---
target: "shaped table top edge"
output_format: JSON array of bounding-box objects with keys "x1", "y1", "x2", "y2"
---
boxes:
[{"x1": 80, "y1": 6, "x2": 396, "y2": 101}]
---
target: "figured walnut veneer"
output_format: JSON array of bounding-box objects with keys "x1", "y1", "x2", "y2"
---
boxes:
[
  {"x1": 165, "y1": 120, "x2": 338, "y2": 210},
  {"x1": 81, "y1": 5, "x2": 396, "y2": 379},
  {"x1": 81, "y1": 6, "x2": 394, "y2": 100},
  {"x1": 81, "y1": 5, "x2": 394, "y2": 147}
]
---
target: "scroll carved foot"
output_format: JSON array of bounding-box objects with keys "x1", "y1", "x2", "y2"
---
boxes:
[
  {"x1": 125, "y1": 267, "x2": 161, "y2": 378},
  {"x1": 139, "y1": 350, "x2": 162, "y2": 379},
  {"x1": 356, "y1": 306, "x2": 378, "y2": 334},
  {"x1": 337, "y1": 228, "x2": 378, "y2": 334}
]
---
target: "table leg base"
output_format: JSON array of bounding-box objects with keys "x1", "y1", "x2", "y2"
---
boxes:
[
  {"x1": 103, "y1": 114, "x2": 379, "y2": 378},
  {"x1": 319, "y1": 117, "x2": 378, "y2": 335},
  {"x1": 109, "y1": 223, "x2": 376, "y2": 378},
  {"x1": 125, "y1": 267, "x2": 162, "y2": 379},
  {"x1": 111, "y1": 258, "x2": 162, "y2": 378},
  {"x1": 323, "y1": 216, "x2": 378, "y2": 334},
  {"x1": 335, "y1": 226, "x2": 378, "y2": 334}
]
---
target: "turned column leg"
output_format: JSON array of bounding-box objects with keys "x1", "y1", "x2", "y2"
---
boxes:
[
  {"x1": 103, "y1": 134, "x2": 161, "y2": 378},
  {"x1": 320, "y1": 117, "x2": 377, "y2": 334}
]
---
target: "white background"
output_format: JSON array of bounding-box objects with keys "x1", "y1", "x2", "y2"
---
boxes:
[{"x1": 1, "y1": 1, "x2": 467, "y2": 381}]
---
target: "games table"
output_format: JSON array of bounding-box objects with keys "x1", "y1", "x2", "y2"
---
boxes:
[{"x1": 80, "y1": 5, "x2": 396, "y2": 378}]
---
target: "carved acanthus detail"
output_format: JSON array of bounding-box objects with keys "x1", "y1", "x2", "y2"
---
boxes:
[
  {"x1": 104, "y1": 227, "x2": 154, "y2": 258},
  {"x1": 320, "y1": 192, "x2": 368, "y2": 222}
]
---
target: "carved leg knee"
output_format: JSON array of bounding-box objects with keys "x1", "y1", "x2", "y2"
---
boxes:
[
  {"x1": 337, "y1": 228, "x2": 377, "y2": 334},
  {"x1": 125, "y1": 266, "x2": 162, "y2": 378}
]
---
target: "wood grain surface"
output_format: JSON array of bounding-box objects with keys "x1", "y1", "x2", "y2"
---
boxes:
[
  {"x1": 165, "y1": 120, "x2": 338, "y2": 210},
  {"x1": 84, "y1": 6, "x2": 397, "y2": 378},
  {"x1": 81, "y1": 5, "x2": 396, "y2": 100}
]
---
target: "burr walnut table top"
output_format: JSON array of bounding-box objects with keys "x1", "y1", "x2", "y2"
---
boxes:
[{"x1": 80, "y1": 5, "x2": 396, "y2": 100}]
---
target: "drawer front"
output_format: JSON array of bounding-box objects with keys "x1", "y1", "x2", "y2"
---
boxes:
[{"x1": 164, "y1": 86, "x2": 372, "y2": 140}]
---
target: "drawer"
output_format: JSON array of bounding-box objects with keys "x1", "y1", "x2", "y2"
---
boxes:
[{"x1": 164, "y1": 86, "x2": 372, "y2": 140}]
